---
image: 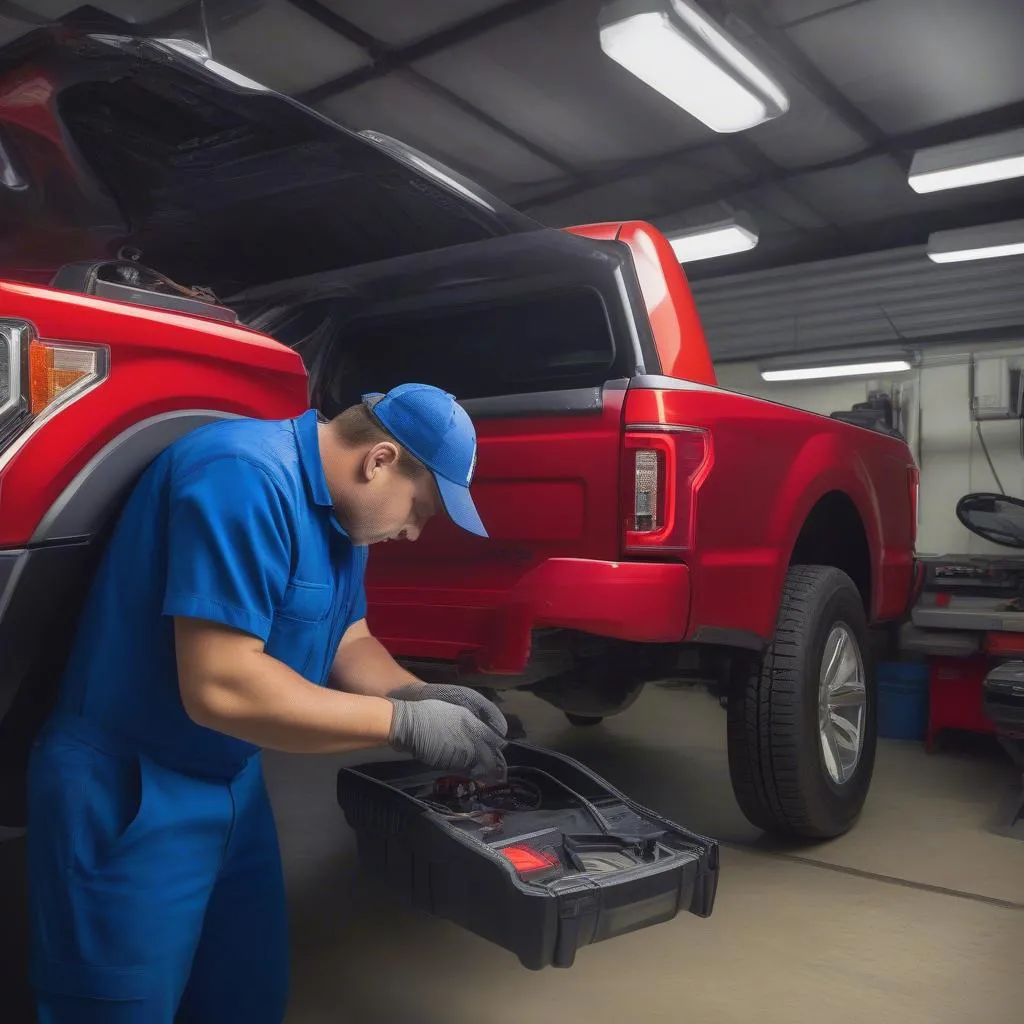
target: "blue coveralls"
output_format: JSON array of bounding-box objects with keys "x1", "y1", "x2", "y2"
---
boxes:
[{"x1": 27, "y1": 409, "x2": 368, "y2": 1022}]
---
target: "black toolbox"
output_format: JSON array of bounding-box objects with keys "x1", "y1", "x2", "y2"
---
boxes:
[
  {"x1": 982, "y1": 662, "x2": 1024, "y2": 839},
  {"x1": 337, "y1": 741, "x2": 720, "y2": 970}
]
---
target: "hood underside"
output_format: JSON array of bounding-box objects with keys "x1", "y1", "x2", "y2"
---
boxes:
[{"x1": 0, "y1": 24, "x2": 539, "y2": 297}]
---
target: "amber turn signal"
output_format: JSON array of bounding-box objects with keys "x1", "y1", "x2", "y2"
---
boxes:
[{"x1": 29, "y1": 340, "x2": 101, "y2": 416}]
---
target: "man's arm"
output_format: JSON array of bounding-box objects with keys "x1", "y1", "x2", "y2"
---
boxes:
[
  {"x1": 175, "y1": 617, "x2": 395, "y2": 753},
  {"x1": 329, "y1": 618, "x2": 421, "y2": 697},
  {"x1": 160, "y1": 456, "x2": 504, "y2": 770},
  {"x1": 161, "y1": 458, "x2": 394, "y2": 752},
  {"x1": 329, "y1": 619, "x2": 508, "y2": 739}
]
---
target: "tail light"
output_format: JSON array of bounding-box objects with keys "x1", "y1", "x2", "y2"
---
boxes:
[
  {"x1": 622, "y1": 426, "x2": 713, "y2": 554},
  {"x1": 0, "y1": 319, "x2": 107, "y2": 460}
]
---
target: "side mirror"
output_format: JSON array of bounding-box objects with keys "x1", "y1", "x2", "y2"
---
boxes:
[{"x1": 956, "y1": 492, "x2": 1024, "y2": 549}]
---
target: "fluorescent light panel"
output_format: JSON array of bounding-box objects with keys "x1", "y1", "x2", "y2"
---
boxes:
[
  {"x1": 909, "y1": 128, "x2": 1024, "y2": 194},
  {"x1": 761, "y1": 360, "x2": 912, "y2": 383},
  {"x1": 598, "y1": 0, "x2": 789, "y2": 133},
  {"x1": 927, "y1": 218, "x2": 1024, "y2": 264},
  {"x1": 667, "y1": 216, "x2": 759, "y2": 262}
]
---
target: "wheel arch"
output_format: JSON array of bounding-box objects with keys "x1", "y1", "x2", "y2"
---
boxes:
[
  {"x1": 788, "y1": 490, "x2": 873, "y2": 613},
  {"x1": 766, "y1": 434, "x2": 885, "y2": 625},
  {"x1": 31, "y1": 409, "x2": 240, "y2": 544}
]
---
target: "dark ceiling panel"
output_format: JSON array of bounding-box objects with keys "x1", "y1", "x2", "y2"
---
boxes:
[
  {"x1": 521, "y1": 161, "x2": 740, "y2": 227},
  {"x1": 414, "y1": 0, "x2": 711, "y2": 166},
  {"x1": 319, "y1": 0, "x2": 509, "y2": 46},
  {"x1": 790, "y1": 152, "x2": 1024, "y2": 229},
  {"x1": 792, "y1": 155, "x2": 932, "y2": 225},
  {"x1": 318, "y1": 74, "x2": 564, "y2": 188},
  {"x1": 208, "y1": 0, "x2": 368, "y2": 94},
  {"x1": 516, "y1": 145, "x2": 755, "y2": 224},
  {"x1": 742, "y1": 57, "x2": 866, "y2": 168},
  {"x1": 788, "y1": 0, "x2": 1024, "y2": 133},
  {"x1": 766, "y1": 0, "x2": 877, "y2": 27},
  {"x1": 743, "y1": 184, "x2": 833, "y2": 232}
]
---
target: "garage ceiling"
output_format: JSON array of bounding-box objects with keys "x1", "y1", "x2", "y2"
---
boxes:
[{"x1": 2, "y1": 0, "x2": 1024, "y2": 282}]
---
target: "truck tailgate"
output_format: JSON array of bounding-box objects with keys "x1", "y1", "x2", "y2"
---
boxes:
[{"x1": 365, "y1": 389, "x2": 629, "y2": 669}]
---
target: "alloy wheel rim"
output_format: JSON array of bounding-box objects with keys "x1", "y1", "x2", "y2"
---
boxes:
[{"x1": 818, "y1": 623, "x2": 867, "y2": 785}]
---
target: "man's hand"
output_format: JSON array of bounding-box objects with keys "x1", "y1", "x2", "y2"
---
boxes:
[
  {"x1": 388, "y1": 698, "x2": 507, "y2": 777},
  {"x1": 388, "y1": 683, "x2": 508, "y2": 737}
]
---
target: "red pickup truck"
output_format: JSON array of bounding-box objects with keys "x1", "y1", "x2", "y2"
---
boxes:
[{"x1": 0, "y1": 26, "x2": 918, "y2": 840}]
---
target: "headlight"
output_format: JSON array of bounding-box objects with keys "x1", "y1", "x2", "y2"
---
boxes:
[
  {"x1": 0, "y1": 318, "x2": 107, "y2": 462},
  {"x1": 0, "y1": 319, "x2": 28, "y2": 445},
  {"x1": 0, "y1": 333, "x2": 10, "y2": 409}
]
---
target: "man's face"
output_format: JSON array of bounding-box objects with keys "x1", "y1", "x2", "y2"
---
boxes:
[{"x1": 346, "y1": 443, "x2": 442, "y2": 546}]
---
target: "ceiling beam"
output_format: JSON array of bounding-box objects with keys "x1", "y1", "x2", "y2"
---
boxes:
[
  {"x1": 714, "y1": 133, "x2": 841, "y2": 230},
  {"x1": 520, "y1": 139, "x2": 883, "y2": 215},
  {"x1": 519, "y1": 99, "x2": 1024, "y2": 218},
  {"x1": 286, "y1": 0, "x2": 579, "y2": 175},
  {"x1": 684, "y1": 191, "x2": 1024, "y2": 280},
  {"x1": 723, "y1": 0, "x2": 896, "y2": 156},
  {"x1": 776, "y1": 0, "x2": 875, "y2": 32},
  {"x1": 290, "y1": 0, "x2": 562, "y2": 106}
]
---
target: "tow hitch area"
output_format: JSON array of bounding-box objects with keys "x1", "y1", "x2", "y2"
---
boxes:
[{"x1": 337, "y1": 742, "x2": 720, "y2": 969}]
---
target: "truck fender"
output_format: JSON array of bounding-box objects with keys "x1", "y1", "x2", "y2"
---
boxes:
[
  {"x1": 30, "y1": 410, "x2": 238, "y2": 544},
  {"x1": 765, "y1": 431, "x2": 883, "y2": 618}
]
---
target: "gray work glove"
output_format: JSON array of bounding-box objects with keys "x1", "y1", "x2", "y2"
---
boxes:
[
  {"x1": 387, "y1": 698, "x2": 507, "y2": 777},
  {"x1": 388, "y1": 683, "x2": 508, "y2": 739}
]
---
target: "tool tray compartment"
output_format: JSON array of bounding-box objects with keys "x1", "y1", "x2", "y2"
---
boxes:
[{"x1": 337, "y1": 742, "x2": 720, "y2": 970}]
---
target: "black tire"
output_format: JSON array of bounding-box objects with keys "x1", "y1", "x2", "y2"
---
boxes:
[
  {"x1": 727, "y1": 566, "x2": 877, "y2": 840},
  {"x1": 565, "y1": 713, "x2": 604, "y2": 727}
]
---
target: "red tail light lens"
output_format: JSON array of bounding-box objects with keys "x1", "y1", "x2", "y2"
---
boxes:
[{"x1": 622, "y1": 427, "x2": 712, "y2": 554}]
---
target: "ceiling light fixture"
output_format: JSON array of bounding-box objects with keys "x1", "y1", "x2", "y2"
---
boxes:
[
  {"x1": 598, "y1": 0, "x2": 789, "y2": 133},
  {"x1": 760, "y1": 360, "x2": 912, "y2": 383},
  {"x1": 666, "y1": 214, "x2": 759, "y2": 262},
  {"x1": 909, "y1": 128, "x2": 1024, "y2": 194},
  {"x1": 927, "y1": 219, "x2": 1024, "y2": 264}
]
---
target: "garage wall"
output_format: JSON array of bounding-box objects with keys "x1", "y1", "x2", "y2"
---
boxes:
[
  {"x1": 690, "y1": 245, "x2": 1024, "y2": 361},
  {"x1": 715, "y1": 345, "x2": 1024, "y2": 557}
]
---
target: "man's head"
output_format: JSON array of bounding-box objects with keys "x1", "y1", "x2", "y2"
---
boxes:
[{"x1": 320, "y1": 383, "x2": 486, "y2": 547}]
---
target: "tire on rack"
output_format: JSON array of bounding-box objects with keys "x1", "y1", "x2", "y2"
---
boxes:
[{"x1": 727, "y1": 565, "x2": 877, "y2": 840}]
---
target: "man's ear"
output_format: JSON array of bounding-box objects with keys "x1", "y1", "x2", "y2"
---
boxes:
[{"x1": 361, "y1": 441, "x2": 401, "y2": 480}]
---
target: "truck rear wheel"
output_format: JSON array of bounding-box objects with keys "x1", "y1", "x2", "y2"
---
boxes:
[{"x1": 727, "y1": 566, "x2": 877, "y2": 839}]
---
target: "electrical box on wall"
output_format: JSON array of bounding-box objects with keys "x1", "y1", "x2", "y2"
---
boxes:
[{"x1": 970, "y1": 357, "x2": 1024, "y2": 421}]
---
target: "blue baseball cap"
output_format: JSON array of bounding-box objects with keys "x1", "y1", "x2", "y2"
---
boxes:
[{"x1": 362, "y1": 383, "x2": 487, "y2": 538}]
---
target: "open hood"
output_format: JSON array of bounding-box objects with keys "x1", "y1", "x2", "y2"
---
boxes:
[{"x1": 0, "y1": 20, "x2": 539, "y2": 296}]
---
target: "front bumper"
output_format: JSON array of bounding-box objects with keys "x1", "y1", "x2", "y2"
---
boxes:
[{"x1": 370, "y1": 558, "x2": 691, "y2": 674}]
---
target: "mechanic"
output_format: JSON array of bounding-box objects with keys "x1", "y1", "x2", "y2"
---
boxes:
[{"x1": 26, "y1": 383, "x2": 507, "y2": 1023}]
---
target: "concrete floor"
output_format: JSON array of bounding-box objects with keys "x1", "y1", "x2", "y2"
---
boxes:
[{"x1": 2, "y1": 685, "x2": 1022, "y2": 1022}]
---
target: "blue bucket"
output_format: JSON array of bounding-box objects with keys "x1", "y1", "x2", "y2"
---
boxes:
[{"x1": 877, "y1": 661, "x2": 929, "y2": 740}]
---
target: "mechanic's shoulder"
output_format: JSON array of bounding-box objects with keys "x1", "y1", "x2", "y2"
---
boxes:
[{"x1": 169, "y1": 417, "x2": 294, "y2": 492}]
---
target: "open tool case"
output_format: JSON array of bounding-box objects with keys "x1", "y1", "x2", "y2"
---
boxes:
[{"x1": 337, "y1": 742, "x2": 720, "y2": 969}]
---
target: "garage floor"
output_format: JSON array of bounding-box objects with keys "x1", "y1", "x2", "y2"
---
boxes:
[{"x1": 2, "y1": 685, "x2": 1022, "y2": 1022}]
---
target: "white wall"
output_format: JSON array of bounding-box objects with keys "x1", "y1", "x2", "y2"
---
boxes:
[{"x1": 715, "y1": 344, "x2": 1024, "y2": 556}]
